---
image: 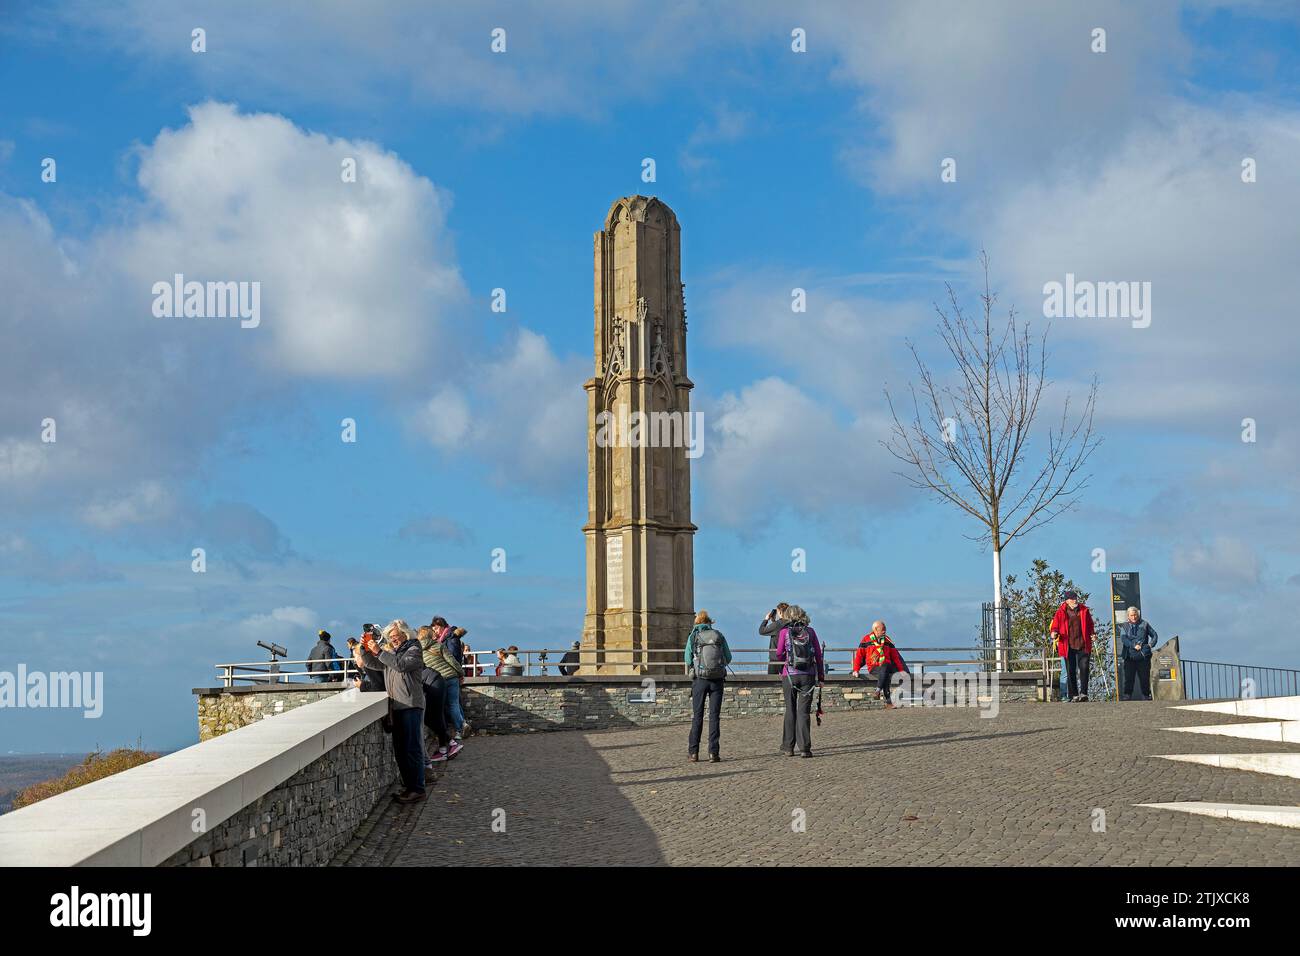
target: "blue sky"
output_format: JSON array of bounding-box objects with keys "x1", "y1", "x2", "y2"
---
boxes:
[{"x1": 2, "y1": 1, "x2": 1299, "y2": 752}]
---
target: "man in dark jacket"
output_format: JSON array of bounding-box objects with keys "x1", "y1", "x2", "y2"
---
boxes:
[
  {"x1": 358, "y1": 621, "x2": 427, "y2": 803},
  {"x1": 307, "y1": 630, "x2": 343, "y2": 683},
  {"x1": 1119, "y1": 607, "x2": 1157, "y2": 700},
  {"x1": 760, "y1": 603, "x2": 789, "y2": 676},
  {"x1": 559, "y1": 641, "x2": 581, "y2": 676}
]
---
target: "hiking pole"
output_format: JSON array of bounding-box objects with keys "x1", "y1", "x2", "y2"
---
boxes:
[{"x1": 815, "y1": 684, "x2": 824, "y2": 726}]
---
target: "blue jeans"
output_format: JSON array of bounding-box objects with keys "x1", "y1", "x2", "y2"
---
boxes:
[
  {"x1": 444, "y1": 678, "x2": 465, "y2": 734},
  {"x1": 1067, "y1": 649, "x2": 1091, "y2": 699},
  {"x1": 422, "y1": 676, "x2": 450, "y2": 748},
  {"x1": 391, "y1": 705, "x2": 425, "y2": 794}
]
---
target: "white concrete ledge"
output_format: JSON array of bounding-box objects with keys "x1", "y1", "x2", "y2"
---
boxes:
[
  {"x1": 1153, "y1": 752, "x2": 1300, "y2": 780},
  {"x1": 1172, "y1": 695, "x2": 1300, "y2": 720},
  {"x1": 0, "y1": 691, "x2": 389, "y2": 867},
  {"x1": 1138, "y1": 801, "x2": 1300, "y2": 829},
  {"x1": 1162, "y1": 720, "x2": 1300, "y2": 743}
]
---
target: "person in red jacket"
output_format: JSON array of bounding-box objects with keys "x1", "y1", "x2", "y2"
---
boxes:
[
  {"x1": 1050, "y1": 591, "x2": 1095, "y2": 702},
  {"x1": 852, "y1": 620, "x2": 908, "y2": 709}
]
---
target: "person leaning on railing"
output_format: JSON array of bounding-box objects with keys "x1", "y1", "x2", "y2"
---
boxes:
[
  {"x1": 307, "y1": 630, "x2": 344, "y2": 683},
  {"x1": 852, "y1": 620, "x2": 908, "y2": 709},
  {"x1": 500, "y1": 646, "x2": 524, "y2": 676},
  {"x1": 431, "y1": 618, "x2": 470, "y2": 740},
  {"x1": 559, "y1": 641, "x2": 581, "y2": 676},
  {"x1": 417, "y1": 626, "x2": 459, "y2": 765}
]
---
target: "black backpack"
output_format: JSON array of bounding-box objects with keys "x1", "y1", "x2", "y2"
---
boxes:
[
  {"x1": 786, "y1": 623, "x2": 815, "y2": 670},
  {"x1": 693, "y1": 627, "x2": 727, "y2": 679}
]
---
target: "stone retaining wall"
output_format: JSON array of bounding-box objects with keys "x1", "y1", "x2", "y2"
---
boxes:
[
  {"x1": 194, "y1": 673, "x2": 1043, "y2": 746},
  {"x1": 461, "y1": 673, "x2": 1042, "y2": 734},
  {"x1": 198, "y1": 685, "x2": 342, "y2": 740},
  {"x1": 164, "y1": 713, "x2": 396, "y2": 867}
]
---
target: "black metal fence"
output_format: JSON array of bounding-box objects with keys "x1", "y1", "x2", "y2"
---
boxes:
[
  {"x1": 979, "y1": 603, "x2": 1011, "y2": 671},
  {"x1": 1182, "y1": 659, "x2": 1300, "y2": 700}
]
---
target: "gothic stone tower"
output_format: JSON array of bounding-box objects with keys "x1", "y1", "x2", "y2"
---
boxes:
[{"x1": 582, "y1": 196, "x2": 696, "y2": 673}]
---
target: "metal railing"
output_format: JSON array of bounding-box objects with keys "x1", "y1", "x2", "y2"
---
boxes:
[
  {"x1": 215, "y1": 659, "x2": 363, "y2": 687},
  {"x1": 1182, "y1": 659, "x2": 1300, "y2": 700},
  {"x1": 215, "y1": 646, "x2": 1061, "y2": 687},
  {"x1": 464, "y1": 646, "x2": 1053, "y2": 678},
  {"x1": 213, "y1": 650, "x2": 1300, "y2": 703}
]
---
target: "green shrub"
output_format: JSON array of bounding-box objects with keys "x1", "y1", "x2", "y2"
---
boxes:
[{"x1": 12, "y1": 746, "x2": 160, "y2": 809}]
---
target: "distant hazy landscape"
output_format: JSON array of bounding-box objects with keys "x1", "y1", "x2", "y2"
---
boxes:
[{"x1": 0, "y1": 755, "x2": 88, "y2": 814}]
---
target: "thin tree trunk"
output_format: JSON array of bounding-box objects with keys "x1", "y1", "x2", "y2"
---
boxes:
[{"x1": 992, "y1": 547, "x2": 1005, "y2": 671}]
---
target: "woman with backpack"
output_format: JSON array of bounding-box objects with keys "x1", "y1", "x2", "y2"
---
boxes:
[
  {"x1": 771, "y1": 605, "x2": 825, "y2": 757},
  {"x1": 684, "y1": 610, "x2": 732, "y2": 763}
]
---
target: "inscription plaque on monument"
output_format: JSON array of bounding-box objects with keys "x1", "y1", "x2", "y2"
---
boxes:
[{"x1": 606, "y1": 536, "x2": 623, "y2": 608}]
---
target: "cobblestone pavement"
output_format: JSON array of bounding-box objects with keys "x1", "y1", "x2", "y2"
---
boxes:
[{"x1": 338, "y1": 700, "x2": 1300, "y2": 866}]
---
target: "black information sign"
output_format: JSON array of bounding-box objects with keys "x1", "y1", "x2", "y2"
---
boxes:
[{"x1": 1109, "y1": 572, "x2": 1142, "y2": 694}]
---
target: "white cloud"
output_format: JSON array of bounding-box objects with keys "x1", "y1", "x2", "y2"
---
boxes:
[
  {"x1": 984, "y1": 104, "x2": 1300, "y2": 433},
  {"x1": 398, "y1": 515, "x2": 473, "y2": 544},
  {"x1": 1171, "y1": 536, "x2": 1263, "y2": 591},
  {"x1": 797, "y1": 0, "x2": 1191, "y2": 192},
  {"x1": 81, "y1": 480, "x2": 176, "y2": 530},
  {"x1": 697, "y1": 377, "x2": 899, "y2": 530},
  {"x1": 414, "y1": 389, "x2": 472, "y2": 448},
  {"x1": 411, "y1": 328, "x2": 587, "y2": 492},
  {"x1": 234, "y1": 605, "x2": 320, "y2": 645},
  {"x1": 679, "y1": 104, "x2": 754, "y2": 181},
  {"x1": 117, "y1": 101, "x2": 468, "y2": 377},
  {"x1": 0, "y1": 533, "x2": 122, "y2": 584},
  {"x1": 700, "y1": 269, "x2": 933, "y2": 407},
  {"x1": 0, "y1": 103, "x2": 469, "y2": 531},
  {"x1": 50, "y1": 1, "x2": 749, "y2": 117},
  {"x1": 0, "y1": 438, "x2": 48, "y2": 482}
]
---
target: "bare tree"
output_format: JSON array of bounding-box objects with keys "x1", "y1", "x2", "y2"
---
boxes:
[{"x1": 883, "y1": 252, "x2": 1101, "y2": 669}]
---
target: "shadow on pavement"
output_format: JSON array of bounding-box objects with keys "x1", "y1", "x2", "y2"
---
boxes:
[
  {"x1": 816, "y1": 727, "x2": 1057, "y2": 756},
  {"x1": 383, "y1": 727, "x2": 667, "y2": 866}
]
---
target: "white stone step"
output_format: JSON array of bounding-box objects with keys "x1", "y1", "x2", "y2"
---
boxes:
[
  {"x1": 1154, "y1": 752, "x2": 1300, "y2": 779},
  {"x1": 1163, "y1": 720, "x2": 1300, "y2": 742},
  {"x1": 1138, "y1": 801, "x2": 1300, "y2": 829},
  {"x1": 1173, "y1": 696, "x2": 1300, "y2": 720}
]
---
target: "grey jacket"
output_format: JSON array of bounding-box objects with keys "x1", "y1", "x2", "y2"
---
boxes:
[{"x1": 358, "y1": 638, "x2": 426, "y2": 710}]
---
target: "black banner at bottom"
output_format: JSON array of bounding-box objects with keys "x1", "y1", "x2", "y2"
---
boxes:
[{"x1": 6, "y1": 865, "x2": 1280, "y2": 941}]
